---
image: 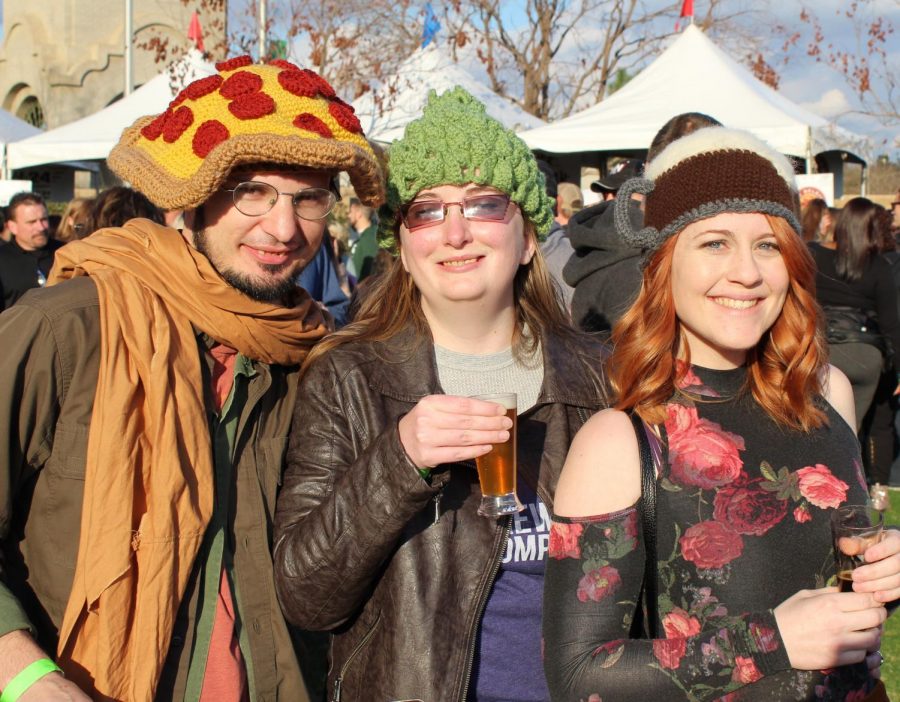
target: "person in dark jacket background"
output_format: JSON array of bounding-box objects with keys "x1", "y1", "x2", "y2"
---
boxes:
[
  {"x1": 564, "y1": 113, "x2": 721, "y2": 335},
  {"x1": 0, "y1": 191, "x2": 61, "y2": 310},
  {"x1": 537, "y1": 159, "x2": 578, "y2": 311},
  {"x1": 564, "y1": 194, "x2": 643, "y2": 333},
  {"x1": 810, "y1": 197, "x2": 900, "y2": 485},
  {"x1": 298, "y1": 230, "x2": 351, "y2": 327}
]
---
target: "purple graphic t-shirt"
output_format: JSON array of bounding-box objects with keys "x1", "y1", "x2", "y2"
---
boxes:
[{"x1": 469, "y1": 480, "x2": 550, "y2": 701}]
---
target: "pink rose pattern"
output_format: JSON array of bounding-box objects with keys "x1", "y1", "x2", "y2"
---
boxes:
[
  {"x1": 652, "y1": 637, "x2": 688, "y2": 670},
  {"x1": 712, "y1": 481, "x2": 788, "y2": 536},
  {"x1": 675, "y1": 360, "x2": 720, "y2": 397},
  {"x1": 796, "y1": 464, "x2": 849, "y2": 509},
  {"x1": 666, "y1": 404, "x2": 746, "y2": 489},
  {"x1": 577, "y1": 565, "x2": 622, "y2": 603},
  {"x1": 551, "y1": 381, "x2": 869, "y2": 700},
  {"x1": 731, "y1": 656, "x2": 763, "y2": 684},
  {"x1": 793, "y1": 505, "x2": 812, "y2": 523},
  {"x1": 662, "y1": 608, "x2": 702, "y2": 639},
  {"x1": 680, "y1": 520, "x2": 745, "y2": 570},
  {"x1": 548, "y1": 522, "x2": 583, "y2": 559},
  {"x1": 748, "y1": 623, "x2": 779, "y2": 654}
]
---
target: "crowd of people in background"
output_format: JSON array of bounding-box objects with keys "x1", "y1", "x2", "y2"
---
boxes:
[
  {"x1": 805, "y1": 194, "x2": 900, "y2": 490},
  {"x1": 0, "y1": 54, "x2": 900, "y2": 701}
]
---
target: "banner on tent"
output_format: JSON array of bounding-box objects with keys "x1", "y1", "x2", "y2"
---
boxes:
[
  {"x1": 0, "y1": 180, "x2": 34, "y2": 205},
  {"x1": 796, "y1": 174, "x2": 835, "y2": 207}
]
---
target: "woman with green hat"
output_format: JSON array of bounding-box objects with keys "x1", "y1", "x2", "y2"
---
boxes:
[{"x1": 272, "y1": 87, "x2": 609, "y2": 701}]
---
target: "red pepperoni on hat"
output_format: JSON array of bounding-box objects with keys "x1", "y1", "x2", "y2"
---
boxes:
[
  {"x1": 270, "y1": 59, "x2": 301, "y2": 72},
  {"x1": 305, "y1": 70, "x2": 336, "y2": 98},
  {"x1": 220, "y1": 70, "x2": 264, "y2": 99},
  {"x1": 162, "y1": 106, "x2": 195, "y2": 142},
  {"x1": 228, "y1": 92, "x2": 276, "y2": 119},
  {"x1": 216, "y1": 55, "x2": 253, "y2": 72},
  {"x1": 192, "y1": 120, "x2": 230, "y2": 157},
  {"x1": 278, "y1": 70, "x2": 318, "y2": 98},
  {"x1": 183, "y1": 74, "x2": 225, "y2": 101},
  {"x1": 293, "y1": 113, "x2": 333, "y2": 138},
  {"x1": 140, "y1": 111, "x2": 169, "y2": 141},
  {"x1": 328, "y1": 99, "x2": 362, "y2": 134}
]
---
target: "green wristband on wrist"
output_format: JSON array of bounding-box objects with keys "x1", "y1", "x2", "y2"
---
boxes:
[{"x1": 1, "y1": 658, "x2": 62, "y2": 702}]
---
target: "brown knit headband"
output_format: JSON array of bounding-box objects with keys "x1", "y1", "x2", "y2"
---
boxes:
[{"x1": 614, "y1": 127, "x2": 800, "y2": 252}]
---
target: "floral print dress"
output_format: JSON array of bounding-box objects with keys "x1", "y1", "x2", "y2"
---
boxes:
[{"x1": 543, "y1": 365, "x2": 875, "y2": 702}]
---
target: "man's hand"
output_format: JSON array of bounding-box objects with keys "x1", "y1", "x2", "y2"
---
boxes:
[
  {"x1": 0, "y1": 630, "x2": 89, "y2": 700},
  {"x1": 18, "y1": 672, "x2": 90, "y2": 701}
]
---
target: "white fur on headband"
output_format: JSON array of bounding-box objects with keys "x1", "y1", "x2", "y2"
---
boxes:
[{"x1": 643, "y1": 126, "x2": 797, "y2": 191}]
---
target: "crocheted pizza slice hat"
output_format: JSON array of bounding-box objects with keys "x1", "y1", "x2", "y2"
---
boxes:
[
  {"x1": 378, "y1": 86, "x2": 554, "y2": 251},
  {"x1": 613, "y1": 127, "x2": 801, "y2": 253},
  {"x1": 109, "y1": 56, "x2": 384, "y2": 210}
]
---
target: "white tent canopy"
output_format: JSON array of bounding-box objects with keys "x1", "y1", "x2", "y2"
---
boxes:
[
  {"x1": 0, "y1": 109, "x2": 40, "y2": 145},
  {"x1": 519, "y1": 25, "x2": 867, "y2": 162},
  {"x1": 0, "y1": 110, "x2": 40, "y2": 179},
  {"x1": 352, "y1": 43, "x2": 545, "y2": 144},
  {"x1": 7, "y1": 51, "x2": 216, "y2": 171}
]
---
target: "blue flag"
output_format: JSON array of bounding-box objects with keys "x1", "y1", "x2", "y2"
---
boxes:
[{"x1": 422, "y1": 3, "x2": 440, "y2": 47}]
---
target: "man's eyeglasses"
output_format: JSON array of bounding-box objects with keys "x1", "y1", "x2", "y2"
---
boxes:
[
  {"x1": 223, "y1": 181, "x2": 337, "y2": 220},
  {"x1": 401, "y1": 194, "x2": 512, "y2": 231}
]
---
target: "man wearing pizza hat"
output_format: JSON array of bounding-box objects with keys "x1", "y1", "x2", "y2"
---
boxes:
[{"x1": 0, "y1": 57, "x2": 383, "y2": 701}]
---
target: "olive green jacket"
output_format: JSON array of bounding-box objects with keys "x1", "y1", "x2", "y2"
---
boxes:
[{"x1": 0, "y1": 276, "x2": 310, "y2": 702}]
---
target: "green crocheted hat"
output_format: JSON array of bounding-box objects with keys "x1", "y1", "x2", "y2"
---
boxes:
[{"x1": 378, "y1": 87, "x2": 554, "y2": 250}]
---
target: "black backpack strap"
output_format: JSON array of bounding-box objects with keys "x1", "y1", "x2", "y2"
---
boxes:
[{"x1": 629, "y1": 411, "x2": 658, "y2": 639}]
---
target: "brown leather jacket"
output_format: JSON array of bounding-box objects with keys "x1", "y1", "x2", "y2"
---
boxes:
[
  {"x1": 0, "y1": 277, "x2": 310, "y2": 701},
  {"x1": 274, "y1": 326, "x2": 609, "y2": 702}
]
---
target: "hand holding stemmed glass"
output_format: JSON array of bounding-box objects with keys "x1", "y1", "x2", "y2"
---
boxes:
[
  {"x1": 832, "y1": 505, "x2": 885, "y2": 592},
  {"x1": 842, "y1": 510, "x2": 900, "y2": 603},
  {"x1": 774, "y1": 505, "x2": 900, "y2": 672}
]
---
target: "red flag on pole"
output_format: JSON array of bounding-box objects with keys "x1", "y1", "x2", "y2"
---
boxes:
[
  {"x1": 187, "y1": 11, "x2": 205, "y2": 52},
  {"x1": 675, "y1": 0, "x2": 694, "y2": 31},
  {"x1": 680, "y1": 0, "x2": 694, "y2": 17}
]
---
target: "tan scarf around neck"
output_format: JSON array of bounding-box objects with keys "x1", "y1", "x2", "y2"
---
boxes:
[{"x1": 48, "y1": 219, "x2": 328, "y2": 700}]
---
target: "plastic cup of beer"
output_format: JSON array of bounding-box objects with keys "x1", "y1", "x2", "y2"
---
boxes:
[
  {"x1": 472, "y1": 392, "x2": 524, "y2": 518},
  {"x1": 831, "y1": 504, "x2": 884, "y2": 592}
]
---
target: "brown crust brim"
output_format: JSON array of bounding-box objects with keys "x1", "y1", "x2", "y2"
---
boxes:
[{"x1": 108, "y1": 116, "x2": 385, "y2": 210}]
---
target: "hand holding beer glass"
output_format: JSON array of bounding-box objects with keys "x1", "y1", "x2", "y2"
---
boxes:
[
  {"x1": 471, "y1": 393, "x2": 524, "y2": 517},
  {"x1": 832, "y1": 505, "x2": 884, "y2": 592}
]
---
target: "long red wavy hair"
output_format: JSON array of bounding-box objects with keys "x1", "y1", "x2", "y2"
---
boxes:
[{"x1": 610, "y1": 215, "x2": 828, "y2": 431}]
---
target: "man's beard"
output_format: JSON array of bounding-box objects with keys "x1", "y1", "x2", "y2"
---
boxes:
[{"x1": 193, "y1": 228, "x2": 299, "y2": 303}]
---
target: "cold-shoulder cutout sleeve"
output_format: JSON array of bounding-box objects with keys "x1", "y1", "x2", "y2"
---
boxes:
[{"x1": 543, "y1": 509, "x2": 792, "y2": 701}]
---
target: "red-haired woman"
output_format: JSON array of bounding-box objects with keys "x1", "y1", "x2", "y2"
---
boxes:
[{"x1": 543, "y1": 128, "x2": 899, "y2": 701}]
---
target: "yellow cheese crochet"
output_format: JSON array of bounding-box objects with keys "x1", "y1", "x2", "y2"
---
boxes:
[{"x1": 109, "y1": 56, "x2": 384, "y2": 210}]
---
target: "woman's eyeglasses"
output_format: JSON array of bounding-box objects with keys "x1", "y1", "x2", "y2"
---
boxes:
[
  {"x1": 401, "y1": 194, "x2": 512, "y2": 231},
  {"x1": 223, "y1": 181, "x2": 337, "y2": 220}
]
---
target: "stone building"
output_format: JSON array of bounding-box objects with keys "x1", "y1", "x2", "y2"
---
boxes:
[
  {"x1": 0, "y1": 0, "x2": 223, "y2": 129},
  {"x1": 0, "y1": 1, "x2": 223, "y2": 202}
]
